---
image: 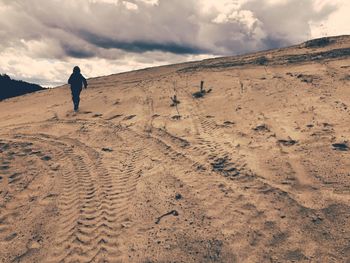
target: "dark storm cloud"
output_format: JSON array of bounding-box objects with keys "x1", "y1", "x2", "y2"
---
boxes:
[
  {"x1": 0, "y1": 0, "x2": 339, "y2": 59},
  {"x1": 78, "y1": 30, "x2": 207, "y2": 55},
  {"x1": 63, "y1": 45, "x2": 96, "y2": 58}
]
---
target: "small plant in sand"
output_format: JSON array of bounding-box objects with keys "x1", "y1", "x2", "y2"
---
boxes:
[
  {"x1": 192, "y1": 81, "x2": 212, "y2": 98},
  {"x1": 170, "y1": 95, "x2": 181, "y2": 119},
  {"x1": 170, "y1": 81, "x2": 181, "y2": 119},
  {"x1": 170, "y1": 95, "x2": 180, "y2": 107}
]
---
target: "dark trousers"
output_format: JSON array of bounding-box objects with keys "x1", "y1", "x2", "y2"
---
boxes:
[{"x1": 71, "y1": 87, "x2": 82, "y2": 110}]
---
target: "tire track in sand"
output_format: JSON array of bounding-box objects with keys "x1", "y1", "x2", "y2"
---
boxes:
[{"x1": 10, "y1": 132, "x2": 143, "y2": 262}]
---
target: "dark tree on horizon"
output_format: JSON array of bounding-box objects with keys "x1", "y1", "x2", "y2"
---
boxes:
[{"x1": 0, "y1": 74, "x2": 44, "y2": 101}]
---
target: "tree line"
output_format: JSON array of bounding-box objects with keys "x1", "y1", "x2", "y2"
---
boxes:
[{"x1": 0, "y1": 74, "x2": 44, "y2": 101}]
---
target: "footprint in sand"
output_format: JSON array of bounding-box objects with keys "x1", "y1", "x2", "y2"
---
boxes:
[
  {"x1": 41, "y1": 156, "x2": 52, "y2": 161},
  {"x1": 123, "y1": 115, "x2": 136, "y2": 120},
  {"x1": 332, "y1": 143, "x2": 349, "y2": 151},
  {"x1": 277, "y1": 139, "x2": 297, "y2": 146},
  {"x1": 106, "y1": 114, "x2": 123, "y2": 120},
  {"x1": 223, "y1": 121, "x2": 235, "y2": 127},
  {"x1": 253, "y1": 124, "x2": 270, "y2": 132},
  {"x1": 102, "y1": 147, "x2": 113, "y2": 152}
]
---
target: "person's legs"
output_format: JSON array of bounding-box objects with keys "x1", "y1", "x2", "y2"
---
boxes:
[
  {"x1": 75, "y1": 89, "x2": 81, "y2": 110},
  {"x1": 74, "y1": 92, "x2": 80, "y2": 111},
  {"x1": 71, "y1": 88, "x2": 82, "y2": 111}
]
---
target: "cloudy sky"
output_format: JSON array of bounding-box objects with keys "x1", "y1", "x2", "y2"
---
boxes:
[{"x1": 0, "y1": 0, "x2": 349, "y2": 87}]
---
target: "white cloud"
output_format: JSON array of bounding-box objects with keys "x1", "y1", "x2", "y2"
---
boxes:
[
  {"x1": 310, "y1": 0, "x2": 350, "y2": 38},
  {"x1": 88, "y1": 0, "x2": 119, "y2": 5},
  {"x1": 139, "y1": 0, "x2": 159, "y2": 6},
  {"x1": 123, "y1": 1, "x2": 139, "y2": 10}
]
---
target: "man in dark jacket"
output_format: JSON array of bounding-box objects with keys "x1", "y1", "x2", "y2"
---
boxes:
[{"x1": 68, "y1": 66, "x2": 88, "y2": 112}]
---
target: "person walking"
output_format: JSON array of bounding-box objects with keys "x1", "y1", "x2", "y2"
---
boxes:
[{"x1": 68, "y1": 66, "x2": 88, "y2": 112}]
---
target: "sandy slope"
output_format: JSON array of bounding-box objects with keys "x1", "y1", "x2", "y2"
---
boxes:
[{"x1": 0, "y1": 36, "x2": 349, "y2": 262}]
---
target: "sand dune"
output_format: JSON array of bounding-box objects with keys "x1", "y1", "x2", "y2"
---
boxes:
[{"x1": 0, "y1": 36, "x2": 349, "y2": 262}]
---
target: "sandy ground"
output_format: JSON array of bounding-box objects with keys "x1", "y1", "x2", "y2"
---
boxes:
[{"x1": 0, "y1": 36, "x2": 349, "y2": 262}]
